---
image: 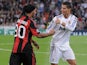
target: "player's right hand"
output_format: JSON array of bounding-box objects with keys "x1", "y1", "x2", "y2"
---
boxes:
[
  {"x1": 49, "y1": 29, "x2": 55, "y2": 35},
  {"x1": 55, "y1": 18, "x2": 61, "y2": 24}
]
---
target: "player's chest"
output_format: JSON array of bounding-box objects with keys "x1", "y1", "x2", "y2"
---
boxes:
[{"x1": 59, "y1": 17, "x2": 71, "y2": 24}]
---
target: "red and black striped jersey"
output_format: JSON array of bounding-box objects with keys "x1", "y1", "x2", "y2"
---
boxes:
[{"x1": 12, "y1": 15, "x2": 39, "y2": 53}]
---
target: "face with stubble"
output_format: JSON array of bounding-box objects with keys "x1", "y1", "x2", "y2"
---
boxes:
[{"x1": 61, "y1": 4, "x2": 71, "y2": 17}]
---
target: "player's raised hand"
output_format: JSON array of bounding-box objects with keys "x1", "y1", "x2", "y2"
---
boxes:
[
  {"x1": 49, "y1": 29, "x2": 55, "y2": 35},
  {"x1": 55, "y1": 18, "x2": 61, "y2": 24}
]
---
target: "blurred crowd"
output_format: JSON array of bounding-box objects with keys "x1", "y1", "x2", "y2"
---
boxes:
[{"x1": 0, "y1": 0, "x2": 87, "y2": 30}]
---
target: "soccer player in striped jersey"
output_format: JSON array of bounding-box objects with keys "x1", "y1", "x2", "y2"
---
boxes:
[
  {"x1": 9, "y1": 4, "x2": 54, "y2": 65},
  {"x1": 46, "y1": 2, "x2": 77, "y2": 65}
]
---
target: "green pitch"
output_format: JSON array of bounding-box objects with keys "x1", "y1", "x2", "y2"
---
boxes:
[{"x1": 0, "y1": 35, "x2": 87, "y2": 65}]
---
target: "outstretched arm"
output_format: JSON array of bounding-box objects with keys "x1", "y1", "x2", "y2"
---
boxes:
[
  {"x1": 37, "y1": 29, "x2": 55, "y2": 38},
  {"x1": 30, "y1": 20, "x2": 55, "y2": 38}
]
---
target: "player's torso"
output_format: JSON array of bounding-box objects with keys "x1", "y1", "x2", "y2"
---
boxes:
[
  {"x1": 51, "y1": 14, "x2": 74, "y2": 46},
  {"x1": 13, "y1": 16, "x2": 33, "y2": 53},
  {"x1": 53, "y1": 14, "x2": 73, "y2": 40}
]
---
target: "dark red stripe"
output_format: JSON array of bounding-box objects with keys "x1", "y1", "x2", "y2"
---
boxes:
[
  {"x1": 32, "y1": 53, "x2": 36, "y2": 65},
  {"x1": 12, "y1": 37, "x2": 20, "y2": 53}
]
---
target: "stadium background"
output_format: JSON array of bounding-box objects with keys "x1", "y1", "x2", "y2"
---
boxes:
[{"x1": 0, "y1": 0, "x2": 87, "y2": 65}]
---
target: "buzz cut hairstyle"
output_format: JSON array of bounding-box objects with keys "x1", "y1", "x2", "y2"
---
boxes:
[{"x1": 62, "y1": 2, "x2": 72, "y2": 9}]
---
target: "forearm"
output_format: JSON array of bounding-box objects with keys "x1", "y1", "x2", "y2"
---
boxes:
[
  {"x1": 37, "y1": 33, "x2": 53, "y2": 38},
  {"x1": 60, "y1": 22, "x2": 76, "y2": 31}
]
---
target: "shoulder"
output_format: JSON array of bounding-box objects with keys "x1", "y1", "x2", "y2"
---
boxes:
[
  {"x1": 70, "y1": 14, "x2": 78, "y2": 23},
  {"x1": 57, "y1": 14, "x2": 63, "y2": 18},
  {"x1": 52, "y1": 14, "x2": 62, "y2": 22},
  {"x1": 71, "y1": 14, "x2": 77, "y2": 20},
  {"x1": 55, "y1": 14, "x2": 63, "y2": 18}
]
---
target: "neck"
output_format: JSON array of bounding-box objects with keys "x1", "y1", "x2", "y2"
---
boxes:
[
  {"x1": 63, "y1": 12, "x2": 71, "y2": 18},
  {"x1": 26, "y1": 13, "x2": 32, "y2": 18},
  {"x1": 64, "y1": 14, "x2": 70, "y2": 18}
]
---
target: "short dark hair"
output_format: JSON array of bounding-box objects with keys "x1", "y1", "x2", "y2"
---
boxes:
[
  {"x1": 62, "y1": 2, "x2": 72, "y2": 9},
  {"x1": 22, "y1": 4, "x2": 36, "y2": 14}
]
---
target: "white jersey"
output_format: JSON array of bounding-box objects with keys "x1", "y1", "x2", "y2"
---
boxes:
[{"x1": 46, "y1": 14, "x2": 77, "y2": 50}]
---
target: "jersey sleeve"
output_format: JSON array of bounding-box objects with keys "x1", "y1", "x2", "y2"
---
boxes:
[
  {"x1": 30, "y1": 21, "x2": 39, "y2": 36},
  {"x1": 46, "y1": 16, "x2": 57, "y2": 33},
  {"x1": 66, "y1": 16, "x2": 77, "y2": 31}
]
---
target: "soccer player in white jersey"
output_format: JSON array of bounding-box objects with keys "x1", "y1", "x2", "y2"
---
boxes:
[{"x1": 46, "y1": 2, "x2": 77, "y2": 65}]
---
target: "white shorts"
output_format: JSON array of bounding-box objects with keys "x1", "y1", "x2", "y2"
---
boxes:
[{"x1": 50, "y1": 46, "x2": 75, "y2": 64}]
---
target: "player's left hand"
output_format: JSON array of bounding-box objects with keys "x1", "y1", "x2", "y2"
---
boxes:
[
  {"x1": 49, "y1": 29, "x2": 55, "y2": 35},
  {"x1": 55, "y1": 18, "x2": 61, "y2": 24},
  {"x1": 33, "y1": 42, "x2": 39, "y2": 49}
]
